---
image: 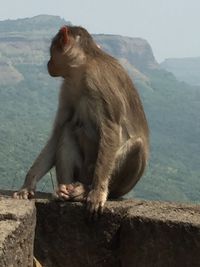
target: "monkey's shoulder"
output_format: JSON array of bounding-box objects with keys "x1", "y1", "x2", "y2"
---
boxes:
[{"x1": 85, "y1": 57, "x2": 133, "y2": 92}]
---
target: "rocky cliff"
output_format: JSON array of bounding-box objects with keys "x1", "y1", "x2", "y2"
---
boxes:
[
  {"x1": 0, "y1": 15, "x2": 157, "y2": 85},
  {"x1": 94, "y1": 34, "x2": 159, "y2": 72}
]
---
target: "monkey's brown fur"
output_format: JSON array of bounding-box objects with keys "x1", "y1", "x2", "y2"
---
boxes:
[{"x1": 14, "y1": 26, "x2": 149, "y2": 215}]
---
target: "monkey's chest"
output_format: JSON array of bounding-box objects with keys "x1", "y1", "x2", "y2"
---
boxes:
[
  {"x1": 72, "y1": 97, "x2": 99, "y2": 165},
  {"x1": 72, "y1": 97, "x2": 98, "y2": 141}
]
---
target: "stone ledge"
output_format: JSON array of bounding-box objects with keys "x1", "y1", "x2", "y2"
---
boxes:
[
  {"x1": 34, "y1": 198, "x2": 200, "y2": 267},
  {"x1": 120, "y1": 202, "x2": 200, "y2": 267},
  {"x1": 1, "y1": 191, "x2": 200, "y2": 267},
  {"x1": 122, "y1": 200, "x2": 200, "y2": 225},
  {"x1": 0, "y1": 197, "x2": 36, "y2": 267}
]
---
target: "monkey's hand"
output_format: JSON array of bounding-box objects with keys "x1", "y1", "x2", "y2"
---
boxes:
[
  {"x1": 86, "y1": 189, "x2": 107, "y2": 216},
  {"x1": 13, "y1": 188, "x2": 35, "y2": 200}
]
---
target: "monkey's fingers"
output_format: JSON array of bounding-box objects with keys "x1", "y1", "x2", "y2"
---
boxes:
[
  {"x1": 87, "y1": 201, "x2": 105, "y2": 221},
  {"x1": 58, "y1": 192, "x2": 70, "y2": 200},
  {"x1": 54, "y1": 184, "x2": 70, "y2": 200},
  {"x1": 69, "y1": 182, "x2": 90, "y2": 202},
  {"x1": 52, "y1": 191, "x2": 70, "y2": 200},
  {"x1": 86, "y1": 189, "x2": 106, "y2": 219},
  {"x1": 86, "y1": 202, "x2": 95, "y2": 221},
  {"x1": 13, "y1": 189, "x2": 35, "y2": 200}
]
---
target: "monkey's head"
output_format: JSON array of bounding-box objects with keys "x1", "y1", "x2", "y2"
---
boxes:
[{"x1": 47, "y1": 26, "x2": 100, "y2": 77}]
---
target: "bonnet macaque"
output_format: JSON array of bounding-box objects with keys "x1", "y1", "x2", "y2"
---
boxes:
[{"x1": 14, "y1": 26, "x2": 149, "y2": 216}]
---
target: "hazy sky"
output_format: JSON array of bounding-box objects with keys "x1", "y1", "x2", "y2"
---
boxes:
[{"x1": 0, "y1": 0, "x2": 199, "y2": 62}]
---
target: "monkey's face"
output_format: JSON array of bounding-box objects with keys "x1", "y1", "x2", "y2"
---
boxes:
[
  {"x1": 47, "y1": 26, "x2": 85, "y2": 77},
  {"x1": 47, "y1": 47, "x2": 66, "y2": 77}
]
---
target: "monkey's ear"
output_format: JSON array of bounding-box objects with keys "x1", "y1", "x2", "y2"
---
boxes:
[{"x1": 59, "y1": 26, "x2": 69, "y2": 47}]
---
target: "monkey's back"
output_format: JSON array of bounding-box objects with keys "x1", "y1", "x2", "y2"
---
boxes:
[{"x1": 86, "y1": 54, "x2": 149, "y2": 141}]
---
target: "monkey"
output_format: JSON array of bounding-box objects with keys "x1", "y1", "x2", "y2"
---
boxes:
[{"x1": 13, "y1": 26, "x2": 149, "y2": 215}]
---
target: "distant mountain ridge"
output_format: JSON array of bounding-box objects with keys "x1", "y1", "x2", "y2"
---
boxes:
[
  {"x1": 0, "y1": 15, "x2": 157, "y2": 85},
  {"x1": 94, "y1": 34, "x2": 159, "y2": 71},
  {"x1": 0, "y1": 15, "x2": 68, "y2": 32},
  {"x1": 161, "y1": 57, "x2": 200, "y2": 86}
]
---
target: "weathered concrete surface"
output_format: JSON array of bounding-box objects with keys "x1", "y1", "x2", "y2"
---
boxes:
[
  {"x1": 35, "y1": 199, "x2": 200, "y2": 267},
  {"x1": 120, "y1": 201, "x2": 200, "y2": 267},
  {"x1": 35, "y1": 200, "x2": 125, "y2": 267},
  {"x1": 0, "y1": 197, "x2": 36, "y2": 267},
  {"x1": 1, "y1": 190, "x2": 200, "y2": 267}
]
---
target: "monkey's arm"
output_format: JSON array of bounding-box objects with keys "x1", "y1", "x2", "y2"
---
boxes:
[
  {"x1": 14, "y1": 105, "x2": 71, "y2": 199},
  {"x1": 13, "y1": 132, "x2": 59, "y2": 199},
  {"x1": 22, "y1": 130, "x2": 59, "y2": 190},
  {"x1": 87, "y1": 120, "x2": 120, "y2": 213}
]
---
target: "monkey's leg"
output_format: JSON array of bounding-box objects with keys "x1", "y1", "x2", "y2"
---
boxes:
[
  {"x1": 109, "y1": 137, "x2": 147, "y2": 198},
  {"x1": 54, "y1": 124, "x2": 90, "y2": 201}
]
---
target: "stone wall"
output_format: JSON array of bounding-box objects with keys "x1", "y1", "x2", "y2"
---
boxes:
[
  {"x1": 35, "y1": 199, "x2": 200, "y2": 267},
  {"x1": 0, "y1": 196, "x2": 36, "y2": 267},
  {"x1": 0, "y1": 191, "x2": 200, "y2": 267}
]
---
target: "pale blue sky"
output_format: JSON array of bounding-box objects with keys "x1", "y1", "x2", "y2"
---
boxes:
[{"x1": 0, "y1": 0, "x2": 199, "y2": 62}]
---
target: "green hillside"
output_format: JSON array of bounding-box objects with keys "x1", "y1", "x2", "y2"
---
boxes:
[{"x1": 0, "y1": 15, "x2": 200, "y2": 203}]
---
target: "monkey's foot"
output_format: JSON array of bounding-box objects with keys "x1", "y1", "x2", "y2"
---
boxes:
[
  {"x1": 13, "y1": 188, "x2": 35, "y2": 200},
  {"x1": 86, "y1": 189, "x2": 107, "y2": 217},
  {"x1": 54, "y1": 182, "x2": 90, "y2": 202}
]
